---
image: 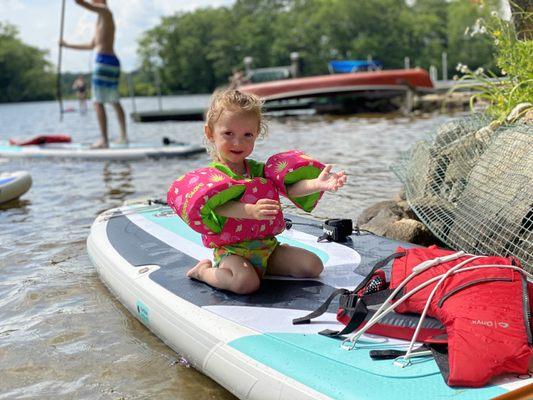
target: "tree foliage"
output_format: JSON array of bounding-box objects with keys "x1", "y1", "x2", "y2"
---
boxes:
[
  {"x1": 0, "y1": 22, "x2": 55, "y2": 102},
  {"x1": 136, "y1": 0, "x2": 498, "y2": 94}
]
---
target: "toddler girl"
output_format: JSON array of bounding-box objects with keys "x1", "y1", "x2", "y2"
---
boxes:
[{"x1": 167, "y1": 89, "x2": 346, "y2": 294}]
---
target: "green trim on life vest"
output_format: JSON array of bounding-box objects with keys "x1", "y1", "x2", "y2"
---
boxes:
[
  {"x1": 210, "y1": 159, "x2": 265, "y2": 179},
  {"x1": 202, "y1": 160, "x2": 265, "y2": 233},
  {"x1": 284, "y1": 166, "x2": 322, "y2": 212},
  {"x1": 201, "y1": 184, "x2": 246, "y2": 233}
]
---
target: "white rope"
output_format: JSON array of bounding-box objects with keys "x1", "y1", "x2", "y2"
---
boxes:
[
  {"x1": 342, "y1": 261, "x2": 533, "y2": 352},
  {"x1": 341, "y1": 251, "x2": 468, "y2": 350}
]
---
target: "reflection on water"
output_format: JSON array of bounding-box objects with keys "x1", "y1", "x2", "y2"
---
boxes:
[
  {"x1": 0, "y1": 96, "x2": 459, "y2": 399},
  {"x1": 0, "y1": 198, "x2": 31, "y2": 213},
  {"x1": 102, "y1": 162, "x2": 134, "y2": 202}
]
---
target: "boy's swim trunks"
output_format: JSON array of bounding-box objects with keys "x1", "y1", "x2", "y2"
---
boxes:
[
  {"x1": 92, "y1": 53, "x2": 120, "y2": 103},
  {"x1": 213, "y1": 237, "x2": 279, "y2": 277}
]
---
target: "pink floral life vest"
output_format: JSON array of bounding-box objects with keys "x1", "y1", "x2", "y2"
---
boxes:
[
  {"x1": 167, "y1": 167, "x2": 285, "y2": 248},
  {"x1": 167, "y1": 151, "x2": 325, "y2": 247},
  {"x1": 264, "y1": 150, "x2": 325, "y2": 212}
]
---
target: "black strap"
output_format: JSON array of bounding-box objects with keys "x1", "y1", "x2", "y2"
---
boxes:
[
  {"x1": 318, "y1": 219, "x2": 353, "y2": 243},
  {"x1": 292, "y1": 288, "x2": 349, "y2": 324},
  {"x1": 319, "y1": 297, "x2": 369, "y2": 337},
  {"x1": 352, "y1": 251, "x2": 405, "y2": 294},
  {"x1": 369, "y1": 345, "x2": 428, "y2": 360},
  {"x1": 292, "y1": 251, "x2": 406, "y2": 337},
  {"x1": 318, "y1": 252, "x2": 404, "y2": 337},
  {"x1": 284, "y1": 218, "x2": 293, "y2": 230},
  {"x1": 148, "y1": 199, "x2": 168, "y2": 206}
]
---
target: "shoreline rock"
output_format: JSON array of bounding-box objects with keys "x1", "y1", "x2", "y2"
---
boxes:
[{"x1": 356, "y1": 190, "x2": 444, "y2": 247}]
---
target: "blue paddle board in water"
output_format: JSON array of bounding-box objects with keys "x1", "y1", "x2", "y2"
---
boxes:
[{"x1": 87, "y1": 201, "x2": 533, "y2": 399}]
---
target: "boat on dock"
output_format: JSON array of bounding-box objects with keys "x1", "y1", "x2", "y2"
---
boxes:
[
  {"x1": 130, "y1": 68, "x2": 434, "y2": 122},
  {"x1": 238, "y1": 68, "x2": 433, "y2": 101}
]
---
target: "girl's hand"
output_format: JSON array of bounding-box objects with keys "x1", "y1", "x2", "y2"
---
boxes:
[
  {"x1": 316, "y1": 164, "x2": 347, "y2": 192},
  {"x1": 249, "y1": 199, "x2": 280, "y2": 220}
]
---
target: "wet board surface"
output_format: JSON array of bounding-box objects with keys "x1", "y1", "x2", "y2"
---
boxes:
[{"x1": 87, "y1": 203, "x2": 533, "y2": 400}]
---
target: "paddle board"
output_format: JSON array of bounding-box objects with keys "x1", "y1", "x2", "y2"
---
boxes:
[
  {"x1": 0, "y1": 141, "x2": 205, "y2": 161},
  {"x1": 0, "y1": 171, "x2": 32, "y2": 204},
  {"x1": 87, "y1": 202, "x2": 533, "y2": 400}
]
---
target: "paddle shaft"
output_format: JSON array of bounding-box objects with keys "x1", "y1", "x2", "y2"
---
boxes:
[{"x1": 57, "y1": 0, "x2": 66, "y2": 121}]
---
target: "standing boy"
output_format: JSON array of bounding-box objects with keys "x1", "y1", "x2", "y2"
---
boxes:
[{"x1": 61, "y1": 0, "x2": 127, "y2": 148}]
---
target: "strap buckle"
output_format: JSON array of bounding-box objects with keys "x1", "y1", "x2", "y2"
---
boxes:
[{"x1": 318, "y1": 218, "x2": 353, "y2": 243}]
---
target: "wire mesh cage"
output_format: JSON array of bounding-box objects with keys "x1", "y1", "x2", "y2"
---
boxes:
[{"x1": 392, "y1": 115, "x2": 532, "y2": 272}]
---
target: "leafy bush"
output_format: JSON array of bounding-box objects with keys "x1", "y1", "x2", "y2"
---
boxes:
[{"x1": 452, "y1": 6, "x2": 532, "y2": 121}]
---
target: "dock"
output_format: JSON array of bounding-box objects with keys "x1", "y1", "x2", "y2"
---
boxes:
[
  {"x1": 130, "y1": 76, "x2": 477, "y2": 123},
  {"x1": 131, "y1": 98, "x2": 315, "y2": 123}
]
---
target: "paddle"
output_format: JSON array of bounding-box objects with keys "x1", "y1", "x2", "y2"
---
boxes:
[{"x1": 57, "y1": 0, "x2": 66, "y2": 121}]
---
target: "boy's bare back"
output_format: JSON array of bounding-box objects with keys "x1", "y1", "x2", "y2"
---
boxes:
[
  {"x1": 75, "y1": 0, "x2": 115, "y2": 54},
  {"x1": 93, "y1": 7, "x2": 115, "y2": 54}
]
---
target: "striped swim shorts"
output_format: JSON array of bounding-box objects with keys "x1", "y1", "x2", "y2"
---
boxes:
[{"x1": 92, "y1": 53, "x2": 120, "y2": 103}]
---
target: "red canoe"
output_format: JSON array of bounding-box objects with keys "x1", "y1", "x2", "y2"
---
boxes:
[{"x1": 239, "y1": 68, "x2": 434, "y2": 101}]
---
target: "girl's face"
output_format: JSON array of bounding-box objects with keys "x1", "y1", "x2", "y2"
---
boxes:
[{"x1": 205, "y1": 110, "x2": 259, "y2": 169}]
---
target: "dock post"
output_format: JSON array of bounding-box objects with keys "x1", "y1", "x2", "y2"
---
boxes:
[
  {"x1": 404, "y1": 87, "x2": 414, "y2": 114},
  {"x1": 429, "y1": 65, "x2": 438, "y2": 83},
  {"x1": 154, "y1": 68, "x2": 163, "y2": 112},
  {"x1": 127, "y1": 72, "x2": 137, "y2": 114},
  {"x1": 244, "y1": 57, "x2": 253, "y2": 76},
  {"x1": 290, "y1": 52, "x2": 300, "y2": 78},
  {"x1": 441, "y1": 52, "x2": 448, "y2": 81}
]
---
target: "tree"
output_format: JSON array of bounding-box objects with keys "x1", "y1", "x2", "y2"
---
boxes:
[{"x1": 0, "y1": 22, "x2": 55, "y2": 102}]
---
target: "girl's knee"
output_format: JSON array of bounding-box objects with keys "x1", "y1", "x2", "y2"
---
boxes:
[
  {"x1": 300, "y1": 253, "x2": 323, "y2": 278},
  {"x1": 308, "y1": 254, "x2": 324, "y2": 277},
  {"x1": 231, "y1": 273, "x2": 260, "y2": 294}
]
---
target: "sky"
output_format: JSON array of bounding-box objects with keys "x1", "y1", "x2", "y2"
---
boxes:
[{"x1": 3, "y1": 0, "x2": 236, "y2": 73}]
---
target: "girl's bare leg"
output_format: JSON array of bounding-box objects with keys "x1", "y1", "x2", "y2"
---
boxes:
[
  {"x1": 187, "y1": 255, "x2": 260, "y2": 294},
  {"x1": 267, "y1": 244, "x2": 323, "y2": 278}
]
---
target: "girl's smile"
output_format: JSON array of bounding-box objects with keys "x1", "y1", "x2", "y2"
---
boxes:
[{"x1": 205, "y1": 110, "x2": 259, "y2": 174}]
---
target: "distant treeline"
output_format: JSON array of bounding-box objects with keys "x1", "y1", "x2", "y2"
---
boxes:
[
  {"x1": 1, "y1": 0, "x2": 500, "y2": 102},
  {"x1": 136, "y1": 0, "x2": 497, "y2": 94}
]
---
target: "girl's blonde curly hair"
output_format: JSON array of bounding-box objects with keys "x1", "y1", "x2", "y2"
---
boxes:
[{"x1": 204, "y1": 89, "x2": 268, "y2": 158}]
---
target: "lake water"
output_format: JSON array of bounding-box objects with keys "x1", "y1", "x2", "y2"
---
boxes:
[{"x1": 0, "y1": 96, "x2": 457, "y2": 399}]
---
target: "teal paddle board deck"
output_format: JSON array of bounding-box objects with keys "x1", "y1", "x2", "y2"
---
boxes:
[
  {"x1": 0, "y1": 141, "x2": 204, "y2": 161},
  {"x1": 87, "y1": 202, "x2": 533, "y2": 400}
]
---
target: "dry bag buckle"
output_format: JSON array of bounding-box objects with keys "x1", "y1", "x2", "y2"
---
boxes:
[{"x1": 318, "y1": 219, "x2": 353, "y2": 243}]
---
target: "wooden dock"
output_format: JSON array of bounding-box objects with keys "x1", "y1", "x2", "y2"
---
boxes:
[{"x1": 131, "y1": 98, "x2": 315, "y2": 122}]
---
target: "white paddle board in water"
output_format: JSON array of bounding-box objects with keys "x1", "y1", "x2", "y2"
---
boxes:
[
  {"x1": 0, "y1": 141, "x2": 204, "y2": 161},
  {"x1": 87, "y1": 202, "x2": 533, "y2": 400}
]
